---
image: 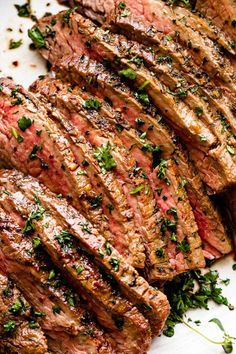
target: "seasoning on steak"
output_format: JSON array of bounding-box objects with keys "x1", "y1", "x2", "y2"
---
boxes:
[
  {"x1": 0, "y1": 169, "x2": 170, "y2": 336},
  {"x1": 0, "y1": 270, "x2": 49, "y2": 354},
  {"x1": 32, "y1": 76, "x2": 207, "y2": 282},
  {"x1": 60, "y1": 0, "x2": 236, "y2": 89},
  {"x1": 196, "y1": 0, "x2": 236, "y2": 43},
  {"x1": 49, "y1": 58, "x2": 232, "y2": 260},
  {"x1": 0, "y1": 205, "x2": 115, "y2": 354},
  {"x1": 33, "y1": 12, "x2": 236, "y2": 193},
  {"x1": 0, "y1": 78, "x2": 148, "y2": 269}
]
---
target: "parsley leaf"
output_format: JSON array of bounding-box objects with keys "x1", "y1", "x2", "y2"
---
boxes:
[
  {"x1": 94, "y1": 142, "x2": 117, "y2": 174},
  {"x1": 28, "y1": 27, "x2": 45, "y2": 48},
  {"x1": 18, "y1": 116, "x2": 32, "y2": 131}
]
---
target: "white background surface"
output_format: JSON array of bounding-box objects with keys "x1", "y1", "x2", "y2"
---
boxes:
[{"x1": 0, "y1": 1, "x2": 235, "y2": 353}]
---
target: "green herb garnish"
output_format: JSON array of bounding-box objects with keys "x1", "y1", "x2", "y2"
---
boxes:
[
  {"x1": 18, "y1": 116, "x2": 32, "y2": 131},
  {"x1": 84, "y1": 98, "x2": 102, "y2": 110},
  {"x1": 14, "y1": 2, "x2": 31, "y2": 17},
  {"x1": 118, "y1": 68, "x2": 137, "y2": 80},
  {"x1": 94, "y1": 142, "x2": 117, "y2": 174},
  {"x1": 9, "y1": 39, "x2": 22, "y2": 49},
  {"x1": 28, "y1": 27, "x2": 45, "y2": 48}
]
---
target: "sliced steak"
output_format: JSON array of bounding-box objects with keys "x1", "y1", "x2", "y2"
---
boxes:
[
  {"x1": 0, "y1": 169, "x2": 170, "y2": 336},
  {"x1": 31, "y1": 78, "x2": 163, "y2": 277},
  {"x1": 49, "y1": 59, "x2": 232, "y2": 258},
  {"x1": 0, "y1": 78, "x2": 146, "y2": 269},
  {"x1": 36, "y1": 12, "x2": 216, "y2": 150},
  {"x1": 34, "y1": 12, "x2": 236, "y2": 192},
  {"x1": 63, "y1": 0, "x2": 236, "y2": 89},
  {"x1": 55, "y1": 53, "x2": 234, "y2": 193},
  {"x1": 0, "y1": 270, "x2": 49, "y2": 354},
  {"x1": 196, "y1": 0, "x2": 236, "y2": 42},
  {"x1": 32, "y1": 76, "x2": 206, "y2": 281},
  {"x1": 0, "y1": 209, "x2": 112, "y2": 354},
  {"x1": 0, "y1": 182, "x2": 151, "y2": 353}
]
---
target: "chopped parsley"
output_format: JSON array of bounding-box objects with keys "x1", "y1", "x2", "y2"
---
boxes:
[
  {"x1": 156, "y1": 55, "x2": 173, "y2": 64},
  {"x1": 156, "y1": 247, "x2": 165, "y2": 257},
  {"x1": 3, "y1": 320, "x2": 16, "y2": 333},
  {"x1": 52, "y1": 305, "x2": 61, "y2": 314},
  {"x1": 18, "y1": 116, "x2": 32, "y2": 131},
  {"x1": 22, "y1": 205, "x2": 45, "y2": 234},
  {"x1": 104, "y1": 241, "x2": 112, "y2": 256},
  {"x1": 129, "y1": 184, "x2": 145, "y2": 194},
  {"x1": 32, "y1": 236, "x2": 41, "y2": 249},
  {"x1": 176, "y1": 239, "x2": 190, "y2": 253},
  {"x1": 94, "y1": 142, "x2": 117, "y2": 174},
  {"x1": 28, "y1": 144, "x2": 42, "y2": 160},
  {"x1": 226, "y1": 145, "x2": 235, "y2": 156},
  {"x1": 157, "y1": 159, "x2": 168, "y2": 180},
  {"x1": 134, "y1": 91, "x2": 150, "y2": 106},
  {"x1": 90, "y1": 194, "x2": 103, "y2": 208},
  {"x1": 11, "y1": 127, "x2": 24, "y2": 143},
  {"x1": 195, "y1": 106, "x2": 204, "y2": 117},
  {"x1": 14, "y1": 2, "x2": 31, "y2": 17},
  {"x1": 74, "y1": 265, "x2": 84, "y2": 275},
  {"x1": 115, "y1": 123, "x2": 124, "y2": 132},
  {"x1": 109, "y1": 257, "x2": 120, "y2": 272},
  {"x1": 118, "y1": 1, "x2": 126, "y2": 9},
  {"x1": 84, "y1": 98, "x2": 102, "y2": 110},
  {"x1": 28, "y1": 27, "x2": 45, "y2": 48},
  {"x1": 9, "y1": 39, "x2": 23, "y2": 49},
  {"x1": 163, "y1": 269, "x2": 231, "y2": 339},
  {"x1": 118, "y1": 68, "x2": 137, "y2": 80},
  {"x1": 62, "y1": 7, "x2": 78, "y2": 24},
  {"x1": 55, "y1": 230, "x2": 73, "y2": 252},
  {"x1": 120, "y1": 9, "x2": 131, "y2": 17},
  {"x1": 10, "y1": 298, "x2": 24, "y2": 314}
]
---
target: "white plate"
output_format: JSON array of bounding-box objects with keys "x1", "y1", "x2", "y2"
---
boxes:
[{"x1": 0, "y1": 1, "x2": 235, "y2": 353}]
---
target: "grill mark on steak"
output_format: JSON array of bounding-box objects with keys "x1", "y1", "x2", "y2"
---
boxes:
[
  {"x1": 36, "y1": 13, "x2": 217, "y2": 150},
  {"x1": 0, "y1": 169, "x2": 170, "y2": 336},
  {"x1": 55, "y1": 54, "x2": 234, "y2": 193},
  {"x1": 0, "y1": 176, "x2": 151, "y2": 353},
  {"x1": 35, "y1": 88, "x2": 147, "y2": 269},
  {"x1": 50, "y1": 58, "x2": 232, "y2": 258},
  {"x1": 196, "y1": 0, "x2": 236, "y2": 43},
  {"x1": 64, "y1": 0, "x2": 236, "y2": 90},
  {"x1": 31, "y1": 77, "x2": 175, "y2": 280},
  {"x1": 32, "y1": 76, "x2": 206, "y2": 281},
  {"x1": 34, "y1": 13, "x2": 236, "y2": 192},
  {"x1": 0, "y1": 269, "x2": 49, "y2": 354},
  {"x1": 0, "y1": 209, "x2": 112, "y2": 354},
  {"x1": 0, "y1": 78, "x2": 109, "y2": 230}
]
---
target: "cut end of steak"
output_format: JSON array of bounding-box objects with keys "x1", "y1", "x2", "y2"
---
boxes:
[
  {"x1": 0, "y1": 269, "x2": 49, "y2": 354},
  {"x1": 0, "y1": 169, "x2": 170, "y2": 337}
]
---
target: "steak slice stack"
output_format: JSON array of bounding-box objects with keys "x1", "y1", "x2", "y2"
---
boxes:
[
  {"x1": 196, "y1": 0, "x2": 236, "y2": 42},
  {"x1": 0, "y1": 169, "x2": 170, "y2": 339},
  {"x1": 0, "y1": 270, "x2": 49, "y2": 354},
  {"x1": 37, "y1": 58, "x2": 231, "y2": 261},
  {"x1": 34, "y1": 11, "x2": 236, "y2": 194},
  {"x1": 31, "y1": 76, "x2": 207, "y2": 281},
  {"x1": 0, "y1": 77, "x2": 148, "y2": 270}
]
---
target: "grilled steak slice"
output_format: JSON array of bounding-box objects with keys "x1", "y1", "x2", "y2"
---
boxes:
[
  {"x1": 0, "y1": 270, "x2": 48, "y2": 354},
  {"x1": 0, "y1": 169, "x2": 170, "y2": 336},
  {"x1": 54, "y1": 53, "x2": 234, "y2": 193},
  {"x1": 0, "y1": 78, "x2": 147, "y2": 269},
  {"x1": 32, "y1": 76, "x2": 206, "y2": 281},
  {"x1": 196, "y1": 0, "x2": 236, "y2": 42},
  {"x1": 0, "y1": 210, "x2": 112, "y2": 354},
  {"x1": 36, "y1": 12, "x2": 216, "y2": 150},
  {"x1": 63, "y1": 0, "x2": 236, "y2": 89},
  {"x1": 31, "y1": 80, "x2": 162, "y2": 276},
  {"x1": 0, "y1": 177, "x2": 151, "y2": 353},
  {"x1": 34, "y1": 12, "x2": 236, "y2": 192},
  {"x1": 50, "y1": 59, "x2": 232, "y2": 259}
]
